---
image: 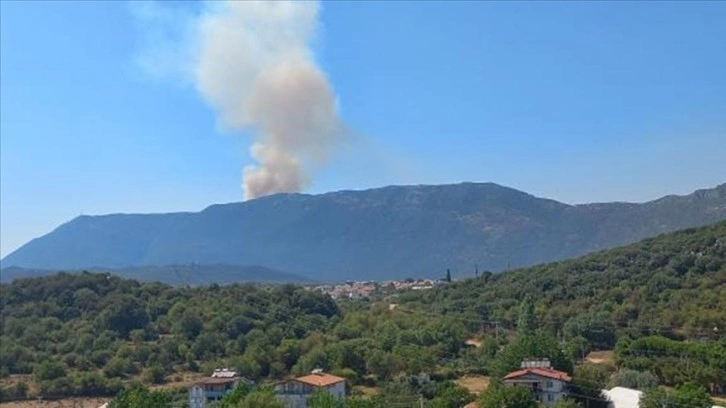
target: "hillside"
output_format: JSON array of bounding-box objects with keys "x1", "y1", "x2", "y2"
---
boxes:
[
  {"x1": 1, "y1": 222, "x2": 724, "y2": 403},
  {"x1": 3, "y1": 182, "x2": 726, "y2": 282},
  {"x1": 0, "y1": 264, "x2": 313, "y2": 285},
  {"x1": 398, "y1": 220, "x2": 726, "y2": 339}
]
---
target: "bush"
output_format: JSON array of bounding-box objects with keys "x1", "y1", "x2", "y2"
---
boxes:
[
  {"x1": 103, "y1": 357, "x2": 136, "y2": 379},
  {"x1": 142, "y1": 365, "x2": 166, "y2": 384},
  {"x1": 108, "y1": 386, "x2": 172, "y2": 408},
  {"x1": 608, "y1": 368, "x2": 659, "y2": 390},
  {"x1": 34, "y1": 360, "x2": 67, "y2": 382},
  {"x1": 73, "y1": 372, "x2": 111, "y2": 396}
]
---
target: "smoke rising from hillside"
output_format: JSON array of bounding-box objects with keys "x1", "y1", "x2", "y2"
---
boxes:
[
  {"x1": 136, "y1": 1, "x2": 344, "y2": 199},
  {"x1": 193, "y1": 1, "x2": 343, "y2": 199}
]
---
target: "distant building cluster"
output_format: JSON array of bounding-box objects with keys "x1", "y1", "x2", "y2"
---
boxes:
[
  {"x1": 310, "y1": 278, "x2": 443, "y2": 299},
  {"x1": 310, "y1": 281, "x2": 377, "y2": 299}
]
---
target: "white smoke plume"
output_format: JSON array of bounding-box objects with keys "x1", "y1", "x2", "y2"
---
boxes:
[
  {"x1": 195, "y1": 1, "x2": 343, "y2": 199},
  {"x1": 137, "y1": 1, "x2": 344, "y2": 200}
]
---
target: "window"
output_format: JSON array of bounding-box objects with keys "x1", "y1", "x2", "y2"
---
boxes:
[
  {"x1": 546, "y1": 381, "x2": 553, "y2": 388},
  {"x1": 548, "y1": 394, "x2": 554, "y2": 402}
]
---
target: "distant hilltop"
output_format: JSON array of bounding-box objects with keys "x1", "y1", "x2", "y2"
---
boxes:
[{"x1": 3, "y1": 182, "x2": 726, "y2": 282}]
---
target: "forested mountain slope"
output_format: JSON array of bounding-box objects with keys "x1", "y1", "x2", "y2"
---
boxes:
[
  {"x1": 3, "y1": 183, "x2": 726, "y2": 282},
  {"x1": 399, "y1": 220, "x2": 726, "y2": 339}
]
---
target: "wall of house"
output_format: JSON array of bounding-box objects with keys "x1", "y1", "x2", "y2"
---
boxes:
[
  {"x1": 536, "y1": 379, "x2": 566, "y2": 406},
  {"x1": 275, "y1": 394, "x2": 311, "y2": 408},
  {"x1": 327, "y1": 382, "x2": 345, "y2": 399},
  {"x1": 189, "y1": 385, "x2": 206, "y2": 408},
  {"x1": 504, "y1": 376, "x2": 567, "y2": 407},
  {"x1": 274, "y1": 381, "x2": 346, "y2": 408}
]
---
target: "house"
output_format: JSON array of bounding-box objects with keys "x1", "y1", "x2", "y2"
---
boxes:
[
  {"x1": 188, "y1": 369, "x2": 252, "y2": 408},
  {"x1": 275, "y1": 369, "x2": 346, "y2": 408},
  {"x1": 502, "y1": 359, "x2": 571, "y2": 406}
]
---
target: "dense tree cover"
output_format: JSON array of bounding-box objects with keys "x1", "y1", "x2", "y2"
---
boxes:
[
  {"x1": 399, "y1": 221, "x2": 726, "y2": 342},
  {"x1": 640, "y1": 383, "x2": 713, "y2": 408},
  {"x1": 1, "y1": 221, "x2": 724, "y2": 402},
  {"x1": 0, "y1": 273, "x2": 471, "y2": 399},
  {"x1": 107, "y1": 386, "x2": 172, "y2": 408},
  {"x1": 614, "y1": 335, "x2": 726, "y2": 389},
  {"x1": 478, "y1": 384, "x2": 537, "y2": 408},
  {"x1": 0, "y1": 274, "x2": 339, "y2": 398},
  {"x1": 607, "y1": 368, "x2": 659, "y2": 390},
  {"x1": 396, "y1": 222, "x2": 726, "y2": 387}
]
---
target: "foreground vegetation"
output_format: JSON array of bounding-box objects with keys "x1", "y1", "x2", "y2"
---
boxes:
[{"x1": 1, "y1": 221, "x2": 724, "y2": 406}]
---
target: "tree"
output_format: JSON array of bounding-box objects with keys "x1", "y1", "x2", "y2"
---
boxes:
[
  {"x1": 492, "y1": 333, "x2": 573, "y2": 379},
  {"x1": 73, "y1": 372, "x2": 110, "y2": 396},
  {"x1": 517, "y1": 296, "x2": 536, "y2": 337},
  {"x1": 670, "y1": 383, "x2": 713, "y2": 408},
  {"x1": 108, "y1": 386, "x2": 171, "y2": 408},
  {"x1": 608, "y1": 368, "x2": 658, "y2": 390},
  {"x1": 344, "y1": 398, "x2": 376, "y2": 408},
  {"x1": 309, "y1": 388, "x2": 344, "y2": 408},
  {"x1": 478, "y1": 384, "x2": 537, "y2": 408},
  {"x1": 34, "y1": 360, "x2": 67, "y2": 382},
  {"x1": 446, "y1": 269, "x2": 452, "y2": 283},
  {"x1": 366, "y1": 350, "x2": 399, "y2": 380},
  {"x1": 426, "y1": 381, "x2": 473, "y2": 408},
  {"x1": 98, "y1": 295, "x2": 150, "y2": 338},
  {"x1": 142, "y1": 364, "x2": 165, "y2": 384},
  {"x1": 103, "y1": 357, "x2": 136, "y2": 379},
  {"x1": 641, "y1": 384, "x2": 712, "y2": 408},
  {"x1": 554, "y1": 399, "x2": 582, "y2": 408},
  {"x1": 217, "y1": 382, "x2": 251, "y2": 408},
  {"x1": 176, "y1": 310, "x2": 204, "y2": 340},
  {"x1": 233, "y1": 388, "x2": 284, "y2": 408}
]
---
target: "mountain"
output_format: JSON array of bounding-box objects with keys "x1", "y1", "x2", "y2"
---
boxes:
[
  {"x1": 3, "y1": 182, "x2": 726, "y2": 281},
  {"x1": 0, "y1": 264, "x2": 313, "y2": 285}
]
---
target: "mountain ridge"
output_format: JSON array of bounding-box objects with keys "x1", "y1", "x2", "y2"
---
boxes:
[{"x1": 3, "y1": 182, "x2": 726, "y2": 281}]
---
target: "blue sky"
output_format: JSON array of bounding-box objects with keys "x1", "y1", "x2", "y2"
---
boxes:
[{"x1": 1, "y1": 1, "x2": 725, "y2": 257}]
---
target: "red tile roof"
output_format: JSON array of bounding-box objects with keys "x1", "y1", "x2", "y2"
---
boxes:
[
  {"x1": 503, "y1": 367, "x2": 572, "y2": 382},
  {"x1": 294, "y1": 373, "x2": 346, "y2": 387}
]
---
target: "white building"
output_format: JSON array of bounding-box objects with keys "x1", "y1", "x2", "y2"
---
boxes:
[
  {"x1": 602, "y1": 387, "x2": 724, "y2": 408},
  {"x1": 502, "y1": 359, "x2": 571, "y2": 406},
  {"x1": 275, "y1": 370, "x2": 346, "y2": 408},
  {"x1": 602, "y1": 387, "x2": 642, "y2": 408}
]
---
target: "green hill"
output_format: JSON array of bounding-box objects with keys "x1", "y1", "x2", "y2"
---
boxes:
[{"x1": 398, "y1": 220, "x2": 726, "y2": 342}]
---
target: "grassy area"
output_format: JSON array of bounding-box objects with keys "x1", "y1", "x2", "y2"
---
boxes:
[
  {"x1": 585, "y1": 350, "x2": 614, "y2": 365},
  {"x1": 454, "y1": 375, "x2": 490, "y2": 395}
]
